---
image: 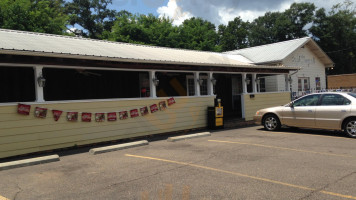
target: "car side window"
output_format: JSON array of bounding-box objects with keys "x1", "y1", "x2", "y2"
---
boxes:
[
  {"x1": 293, "y1": 94, "x2": 320, "y2": 107},
  {"x1": 320, "y1": 94, "x2": 351, "y2": 106}
]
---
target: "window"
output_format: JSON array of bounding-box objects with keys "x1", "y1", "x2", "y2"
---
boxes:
[
  {"x1": 139, "y1": 73, "x2": 150, "y2": 97},
  {"x1": 200, "y1": 78, "x2": 208, "y2": 95},
  {"x1": 43, "y1": 68, "x2": 143, "y2": 101},
  {"x1": 186, "y1": 75, "x2": 208, "y2": 96},
  {"x1": 348, "y1": 93, "x2": 356, "y2": 99},
  {"x1": 315, "y1": 77, "x2": 321, "y2": 90},
  {"x1": 293, "y1": 94, "x2": 320, "y2": 107},
  {"x1": 258, "y1": 78, "x2": 266, "y2": 92},
  {"x1": 298, "y1": 77, "x2": 310, "y2": 91},
  {"x1": 156, "y1": 72, "x2": 189, "y2": 97},
  {"x1": 0, "y1": 67, "x2": 36, "y2": 103},
  {"x1": 187, "y1": 78, "x2": 195, "y2": 96},
  {"x1": 320, "y1": 94, "x2": 351, "y2": 106}
]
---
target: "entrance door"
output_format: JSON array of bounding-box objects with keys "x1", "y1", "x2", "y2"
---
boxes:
[
  {"x1": 231, "y1": 75, "x2": 242, "y2": 117},
  {"x1": 215, "y1": 74, "x2": 242, "y2": 118},
  {"x1": 298, "y1": 77, "x2": 310, "y2": 92}
]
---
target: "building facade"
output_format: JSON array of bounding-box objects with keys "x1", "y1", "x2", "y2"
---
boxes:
[
  {"x1": 0, "y1": 29, "x2": 296, "y2": 158},
  {"x1": 225, "y1": 37, "x2": 334, "y2": 99}
]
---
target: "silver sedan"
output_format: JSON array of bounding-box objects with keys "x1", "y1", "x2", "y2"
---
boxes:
[{"x1": 253, "y1": 92, "x2": 356, "y2": 138}]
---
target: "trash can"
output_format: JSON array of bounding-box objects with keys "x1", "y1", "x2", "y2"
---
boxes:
[{"x1": 208, "y1": 99, "x2": 224, "y2": 129}]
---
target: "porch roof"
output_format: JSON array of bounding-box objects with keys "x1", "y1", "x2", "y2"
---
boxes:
[{"x1": 0, "y1": 29, "x2": 299, "y2": 71}]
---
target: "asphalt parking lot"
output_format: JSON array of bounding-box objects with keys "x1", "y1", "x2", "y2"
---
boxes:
[{"x1": 1, "y1": 126, "x2": 356, "y2": 200}]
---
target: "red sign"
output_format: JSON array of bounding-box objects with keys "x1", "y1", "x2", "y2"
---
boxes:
[
  {"x1": 150, "y1": 104, "x2": 159, "y2": 113},
  {"x1": 167, "y1": 97, "x2": 176, "y2": 106},
  {"x1": 35, "y1": 107, "x2": 48, "y2": 118},
  {"x1": 52, "y1": 110, "x2": 63, "y2": 121},
  {"x1": 119, "y1": 111, "x2": 128, "y2": 120},
  {"x1": 107, "y1": 112, "x2": 117, "y2": 121},
  {"x1": 18, "y1": 104, "x2": 31, "y2": 115},
  {"x1": 130, "y1": 109, "x2": 139, "y2": 118},
  {"x1": 140, "y1": 106, "x2": 149, "y2": 116},
  {"x1": 159, "y1": 101, "x2": 167, "y2": 111},
  {"x1": 81, "y1": 112, "x2": 92, "y2": 122},
  {"x1": 67, "y1": 112, "x2": 78, "y2": 121},
  {"x1": 95, "y1": 113, "x2": 105, "y2": 122}
]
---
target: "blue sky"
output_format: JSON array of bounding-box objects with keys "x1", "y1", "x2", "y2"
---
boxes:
[{"x1": 110, "y1": 0, "x2": 169, "y2": 15}]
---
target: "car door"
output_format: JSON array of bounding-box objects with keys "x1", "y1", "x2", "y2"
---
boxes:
[
  {"x1": 315, "y1": 94, "x2": 352, "y2": 129},
  {"x1": 282, "y1": 94, "x2": 321, "y2": 128}
]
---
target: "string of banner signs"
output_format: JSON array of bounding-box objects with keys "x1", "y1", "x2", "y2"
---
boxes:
[{"x1": 17, "y1": 97, "x2": 176, "y2": 122}]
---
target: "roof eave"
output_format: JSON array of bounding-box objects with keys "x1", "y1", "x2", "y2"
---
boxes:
[
  {"x1": 306, "y1": 39, "x2": 334, "y2": 67},
  {"x1": 0, "y1": 49, "x2": 299, "y2": 70}
]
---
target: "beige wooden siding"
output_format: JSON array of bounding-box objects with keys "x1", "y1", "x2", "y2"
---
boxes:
[
  {"x1": 244, "y1": 92, "x2": 291, "y2": 120},
  {"x1": 283, "y1": 47, "x2": 327, "y2": 92},
  {"x1": 0, "y1": 96, "x2": 214, "y2": 158}
]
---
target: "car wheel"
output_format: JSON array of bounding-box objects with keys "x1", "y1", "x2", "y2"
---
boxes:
[
  {"x1": 263, "y1": 114, "x2": 281, "y2": 131},
  {"x1": 344, "y1": 118, "x2": 356, "y2": 138}
]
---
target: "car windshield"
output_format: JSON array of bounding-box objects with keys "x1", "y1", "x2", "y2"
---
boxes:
[{"x1": 348, "y1": 93, "x2": 356, "y2": 98}]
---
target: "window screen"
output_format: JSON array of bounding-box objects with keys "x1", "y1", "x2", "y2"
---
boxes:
[
  {"x1": 43, "y1": 68, "x2": 142, "y2": 101},
  {"x1": 0, "y1": 67, "x2": 36, "y2": 103}
]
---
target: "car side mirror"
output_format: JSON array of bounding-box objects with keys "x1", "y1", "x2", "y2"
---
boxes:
[{"x1": 290, "y1": 102, "x2": 294, "y2": 108}]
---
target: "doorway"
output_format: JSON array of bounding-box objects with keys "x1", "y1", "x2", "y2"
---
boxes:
[{"x1": 214, "y1": 74, "x2": 243, "y2": 119}]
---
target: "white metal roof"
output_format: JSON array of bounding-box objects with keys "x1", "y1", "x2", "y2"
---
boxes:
[
  {"x1": 0, "y1": 29, "x2": 299, "y2": 70},
  {"x1": 225, "y1": 37, "x2": 334, "y2": 67}
]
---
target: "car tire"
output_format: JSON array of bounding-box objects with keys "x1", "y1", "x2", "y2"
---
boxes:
[
  {"x1": 263, "y1": 114, "x2": 281, "y2": 131},
  {"x1": 344, "y1": 118, "x2": 356, "y2": 138}
]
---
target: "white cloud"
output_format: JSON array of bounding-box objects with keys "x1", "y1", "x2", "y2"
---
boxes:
[
  {"x1": 157, "y1": 0, "x2": 193, "y2": 26},
  {"x1": 218, "y1": 8, "x2": 266, "y2": 24},
  {"x1": 157, "y1": 0, "x2": 349, "y2": 26}
]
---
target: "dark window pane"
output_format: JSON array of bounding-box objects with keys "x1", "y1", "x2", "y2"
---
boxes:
[
  {"x1": 156, "y1": 72, "x2": 188, "y2": 97},
  {"x1": 43, "y1": 68, "x2": 142, "y2": 101},
  {"x1": 294, "y1": 94, "x2": 320, "y2": 106},
  {"x1": 0, "y1": 67, "x2": 35, "y2": 103},
  {"x1": 348, "y1": 93, "x2": 356, "y2": 99},
  {"x1": 321, "y1": 94, "x2": 350, "y2": 106}
]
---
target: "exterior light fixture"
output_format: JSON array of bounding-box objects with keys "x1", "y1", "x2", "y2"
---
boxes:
[
  {"x1": 37, "y1": 74, "x2": 46, "y2": 87},
  {"x1": 197, "y1": 79, "x2": 204, "y2": 86},
  {"x1": 152, "y1": 77, "x2": 159, "y2": 86},
  {"x1": 245, "y1": 78, "x2": 251, "y2": 85},
  {"x1": 211, "y1": 78, "x2": 217, "y2": 86}
]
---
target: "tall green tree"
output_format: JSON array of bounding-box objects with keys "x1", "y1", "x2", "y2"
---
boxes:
[
  {"x1": 110, "y1": 13, "x2": 179, "y2": 47},
  {"x1": 0, "y1": 0, "x2": 68, "y2": 34},
  {"x1": 178, "y1": 17, "x2": 219, "y2": 51},
  {"x1": 248, "y1": 3, "x2": 316, "y2": 46},
  {"x1": 218, "y1": 17, "x2": 249, "y2": 51},
  {"x1": 65, "y1": 0, "x2": 119, "y2": 39},
  {"x1": 310, "y1": 1, "x2": 356, "y2": 74},
  {"x1": 284, "y1": 2, "x2": 316, "y2": 38},
  {"x1": 248, "y1": 11, "x2": 287, "y2": 46}
]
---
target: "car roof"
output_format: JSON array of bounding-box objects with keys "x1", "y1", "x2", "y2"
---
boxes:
[{"x1": 293, "y1": 92, "x2": 355, "y2": 101}]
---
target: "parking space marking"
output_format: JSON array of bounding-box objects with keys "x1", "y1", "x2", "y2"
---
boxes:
[
  {"x1": 125, "y1": 154, "x2": 356, "y2": 200},
  {"x1": 261, "y1": 130, "x2": 353, "y2": 140},
  {"x1": 0, "y1": 195, "x2": 10, "y2": 200},
  {"x1": 208, "y1": 140, "x2": 353, "y2": 158}
]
